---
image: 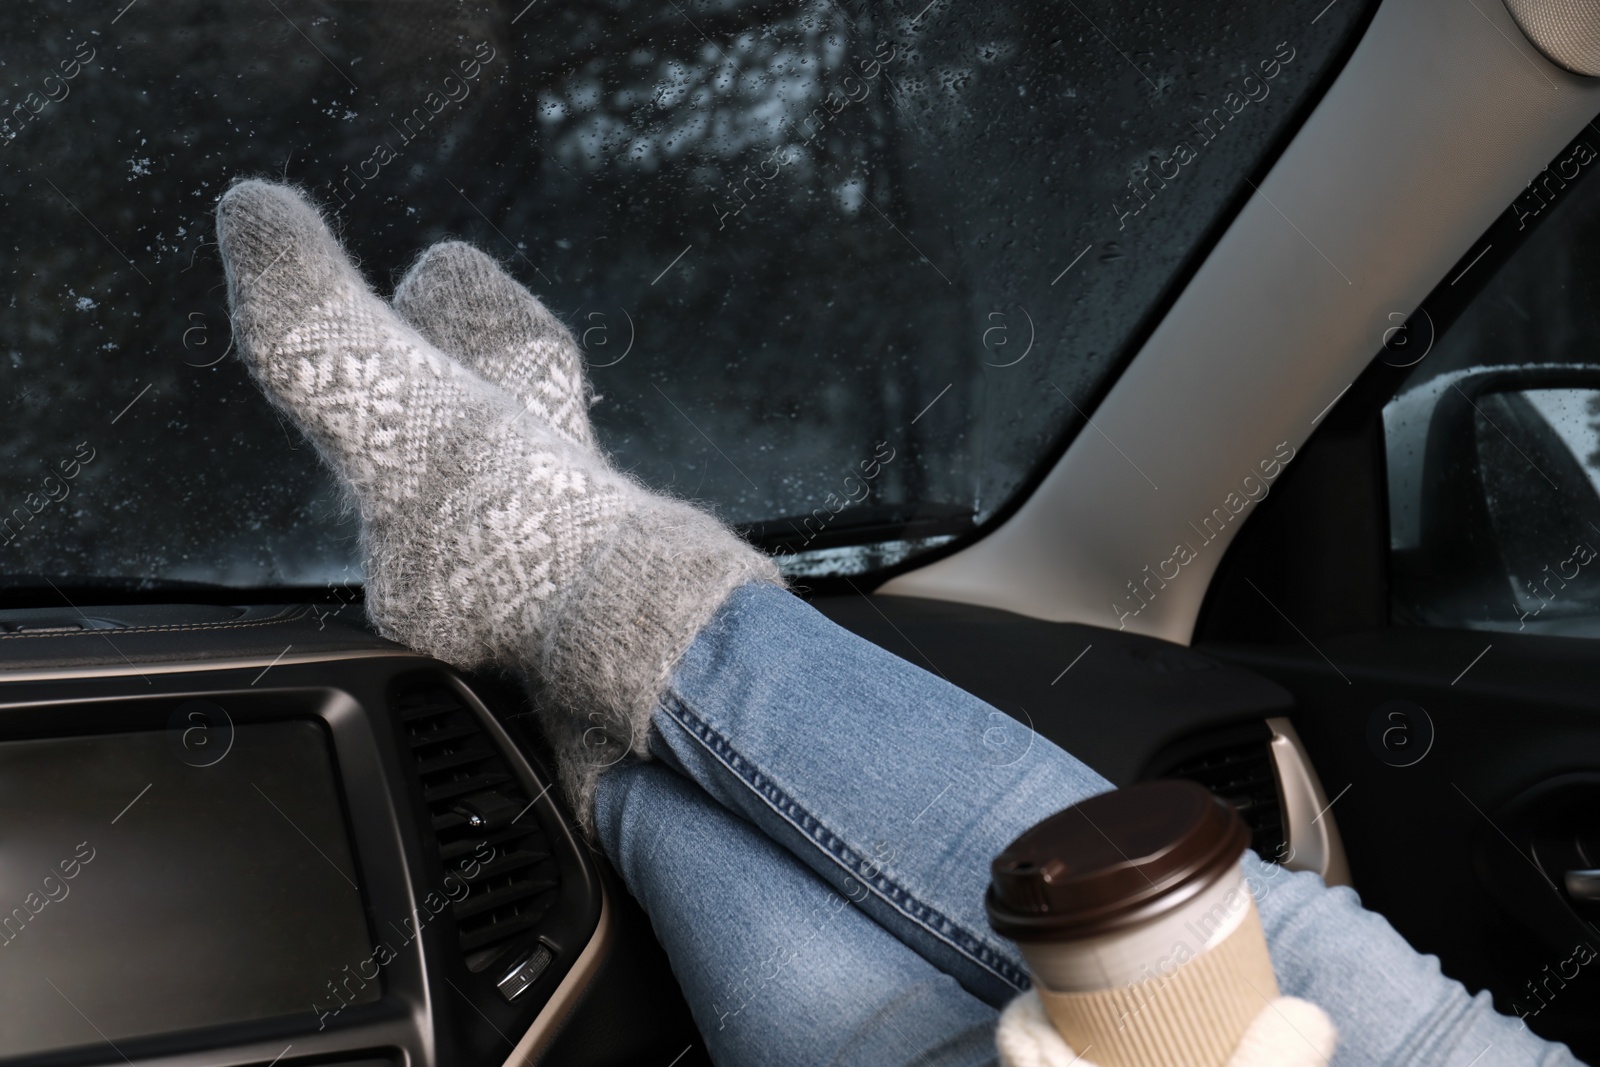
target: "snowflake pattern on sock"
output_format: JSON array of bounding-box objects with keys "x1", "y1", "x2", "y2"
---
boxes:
[{"x1": 217, "y1": 180, "x2": 780, "y2": 832}]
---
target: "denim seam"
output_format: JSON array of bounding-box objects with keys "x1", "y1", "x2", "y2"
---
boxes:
[
  {"x1": 1391, "y1": 984, "x2": 1482, "y2": 1066},
  {"x1": 660, "y1": 692, "x2": 1032, "y2": 993}
]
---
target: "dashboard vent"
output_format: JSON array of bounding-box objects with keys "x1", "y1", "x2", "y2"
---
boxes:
[
  {"x1": 395, "y1": 683, "x2": 562, "y2": 971},
  {"x1": 1160, "y1": 732, "x2": 1287, "y2": 862}
]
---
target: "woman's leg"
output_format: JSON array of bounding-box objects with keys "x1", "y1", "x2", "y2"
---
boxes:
[
  {"x1": 210, "y1": 187, "x2": 1574, "y2": 1066},
  {"x1": 642, "y1": 582, "x2": 1581, "y2": 1067},
  {"x1": 593, "y1": 760, "x2": 999, "y2": 1067}
]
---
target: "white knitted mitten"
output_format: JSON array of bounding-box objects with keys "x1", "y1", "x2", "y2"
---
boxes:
[{"x1": 996, "y1": 989, "x2": 1337, "y2": 1067}]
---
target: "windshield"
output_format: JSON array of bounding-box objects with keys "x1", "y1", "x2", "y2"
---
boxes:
[{"x1": 1, "y1": 0, "x2": 1370, "y2": 591}]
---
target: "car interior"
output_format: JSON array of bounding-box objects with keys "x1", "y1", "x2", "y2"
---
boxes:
[{"x1": 5, "y1": 0, "x2": 1600, "y2": 1063}]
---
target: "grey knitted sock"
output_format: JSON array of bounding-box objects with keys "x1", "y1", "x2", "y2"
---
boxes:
[
  {"x1": 216, "y1": 180, "x2": 781, "y2": 831},
  {"x1": 391, "y1": 242, "x2": 597, "y2": 452}
]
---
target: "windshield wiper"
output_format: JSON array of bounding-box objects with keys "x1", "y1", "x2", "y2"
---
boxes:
[{"x1": 739, "y1": 503, "x2": 975, "y2": 555}]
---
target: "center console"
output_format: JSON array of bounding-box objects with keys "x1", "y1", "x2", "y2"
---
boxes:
[{"x1": 0, "y1": 604, "x2": 606, "y2": 1067}]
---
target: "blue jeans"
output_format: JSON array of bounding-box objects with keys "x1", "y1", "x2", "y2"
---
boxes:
[{"x1": 593, "y1": 584, "x2": 1578, "y2": 1066}]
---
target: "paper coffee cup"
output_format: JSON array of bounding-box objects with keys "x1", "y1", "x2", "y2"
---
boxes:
[{"x1": 987, "y1": 780, "x2": 1278, "y2": 1067}]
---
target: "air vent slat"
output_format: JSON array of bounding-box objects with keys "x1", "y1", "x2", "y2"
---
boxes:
[
  {"x1": 467, "y1": 849, "x2": 550, "y2": 883},
  {"x1": 423, "y1": 772, "x2": 515, "y2": 807},
  {"x1": 439, "y1": 824, "x2": 549, "y2": 862},
  {"x1": 451, "y1": 877, "x2": 562, "y2": 921},
  {"x1": 395, "y1": 683, "x2": 561, "y2": 974},
  {"x1": 408, "y1": 723, "x2": 484, "y2": 748},
  {"x1": 1162, "y1": 732, "x2": 1287, "y2": 862},
  {"x1": 415, "y1": 746, "x2": 500, "y2": 777},
  {"x1": 458, "y1": 910, "x2": 555, "y2": 954},
  {"x1": 401, "y1": 701, "x2": 469, "y2": 721}
]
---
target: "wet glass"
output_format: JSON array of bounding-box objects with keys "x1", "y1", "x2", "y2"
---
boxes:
[
  {"x1": 0, "y1": 0, "x2": 1370, "y2": 590},
  {"x1": 1385, "y1": 141, "x2": 1600, "y2": 636}
]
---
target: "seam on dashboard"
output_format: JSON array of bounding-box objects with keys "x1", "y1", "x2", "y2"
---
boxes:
[{"x1": 0, "y1": 603, "x2": 314, "y2": 639}]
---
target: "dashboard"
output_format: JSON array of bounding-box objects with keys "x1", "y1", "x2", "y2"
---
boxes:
[{"x1": 0, "y1": 594, "x2": 1351, "y2": 1067}]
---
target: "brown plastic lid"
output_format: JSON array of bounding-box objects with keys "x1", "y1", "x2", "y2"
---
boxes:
[{"x1": 986, "y1": 779, "x2": 1249, "y2": 942}]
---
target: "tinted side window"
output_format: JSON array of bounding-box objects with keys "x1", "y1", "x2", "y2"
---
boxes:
[
  {"x1": 1385, "y1": 135, "x2": 1600, "y2": 635},
  {"x1": 0, "y1": 0, "x2": 1371, "y2": 589}
]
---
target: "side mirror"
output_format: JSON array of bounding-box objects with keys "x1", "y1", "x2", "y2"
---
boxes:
[{"x1": 1389, "y1": 367, "x2": 1600, "y2": 632}]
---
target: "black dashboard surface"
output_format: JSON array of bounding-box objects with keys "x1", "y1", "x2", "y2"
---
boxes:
[{"x1": 808, "y1": 593, "x2": 1294, "y2": 786}]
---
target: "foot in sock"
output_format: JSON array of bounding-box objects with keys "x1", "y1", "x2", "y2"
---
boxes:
[
  {"x1": 215, "y1": 179, "x2": 780, "y2": 829},
  {"x1": 392, "y1": 241, "x2": 597, "y2": 452}
]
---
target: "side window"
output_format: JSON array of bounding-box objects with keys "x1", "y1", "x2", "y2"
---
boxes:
[{"x1": 1385, "y1": 133, "x2": 1600, "y2": 635}]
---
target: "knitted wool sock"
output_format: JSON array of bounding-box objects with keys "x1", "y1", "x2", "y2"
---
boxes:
[
  {"x1": 391, "y1": 241, "x2": 596, "y2": 452},
  {"x1": 216, "y1": 180, "x2": 781, "y2": 830}
]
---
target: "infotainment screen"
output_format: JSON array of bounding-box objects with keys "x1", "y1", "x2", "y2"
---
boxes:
[{"x1": 0, "y1": 719, "x2": 380, "y2": 1056}]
